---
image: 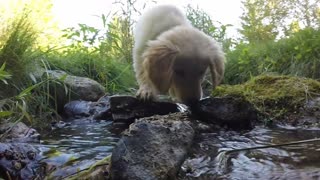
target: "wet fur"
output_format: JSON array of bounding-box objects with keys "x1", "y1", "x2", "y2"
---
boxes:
[{"x1": 133, "y1": 5, "x2": 225, "y2": 105}]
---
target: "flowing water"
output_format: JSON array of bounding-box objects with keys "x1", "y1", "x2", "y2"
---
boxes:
[
  {"x1": 181, "y1": 125, "x2": 320, "y2": 179},
  {"x1": 37, "y1": 118, "x2": 320, "y2": 179},
  {"x1": 38, "y1": 118, "x2": 119, "y2": 177}
]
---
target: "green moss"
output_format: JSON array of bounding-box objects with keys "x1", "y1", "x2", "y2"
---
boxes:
[
  {"x1": 213, "y1": 75, "x2": 320, "y2": 119},
  {"x1": 47, "y1": 155, "x2": 111, "y2": 180}
]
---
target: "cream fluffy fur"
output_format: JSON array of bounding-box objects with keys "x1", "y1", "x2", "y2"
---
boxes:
[{"x1": 133, "y1": 5, "x2": 225, "y2": 105}]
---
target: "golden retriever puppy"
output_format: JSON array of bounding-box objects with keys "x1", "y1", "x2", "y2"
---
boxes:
[{"x1": 133, "y1": 5, "x2": 225, "y2": 105}]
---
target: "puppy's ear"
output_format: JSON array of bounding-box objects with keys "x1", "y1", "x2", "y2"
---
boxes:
[
  {"x1": 210, "y1": 51, "x2": 225, "y2": 89},
  {"x1": 142, "y1": 40, "x2": 179, "y2": 93}
]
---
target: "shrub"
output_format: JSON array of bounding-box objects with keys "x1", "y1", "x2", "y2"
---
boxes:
[{"x1": 225, "y1": 28, "x2": 320, "y2": 84}]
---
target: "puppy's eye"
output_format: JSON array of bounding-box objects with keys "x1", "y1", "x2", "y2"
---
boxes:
[{"x1": 175, "y1": 69, "x2": 185, "y2": 77}]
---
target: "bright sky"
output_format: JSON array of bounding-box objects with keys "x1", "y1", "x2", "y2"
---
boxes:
[{"x1": 51, "y1": 0, "x2": 243, "y2": 38}]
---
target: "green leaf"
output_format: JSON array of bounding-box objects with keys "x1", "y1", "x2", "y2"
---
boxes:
[{"x1": 0, "y1": 111, "x2": 13, "y2": 117}]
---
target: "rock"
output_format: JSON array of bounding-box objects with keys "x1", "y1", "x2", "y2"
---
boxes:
[
  {"x1": 109, "y1": 95, "x2": 179, "y2": 124},
  {"x1": 94, "y1": 95, "x2": 113, "y2": 120},
  {"x1": 64, "y1": 100, "x2": 93, "y2": 118},
  {"x1": 44, "y1": 70, "x2": 105, "y2": 112},
  {"x1": 63, "y1": 98, "x2": 111, "y2": 120},
  {"x1": 110, "y1": 112, "x2": 194, "y2": 180},
  {"x1": 0, "y1": 143, "x2": 44, "y2": 179},
  {"x1": 305, "y1": 97, "x2": 320, "y2": 112},
  {"x1": 190, "y1": 97, "x2": 257, "y2": 129},
  {"x1": 285, "y1": 97, "x2": 320, "y2": 127},
  {"x1": 0, "y1": 122, "x2": 40, "y2": 143},
  {"x1": 212, "y1": 75, "x2": 320, "y2": 125},
  {"x1": 51, "y1": 121, "x2": 71, "y2": 129}
]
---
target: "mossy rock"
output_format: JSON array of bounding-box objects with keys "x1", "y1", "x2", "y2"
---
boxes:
[{"x1": 213, "y1": 75, "x2": 320, "y2": 120}]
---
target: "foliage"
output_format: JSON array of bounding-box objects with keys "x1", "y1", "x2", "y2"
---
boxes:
[
  {"x1": 0, "y1": 11, "x2": 38, "y2": 85},
  {"x1": 239, "y1": 0, "x2": 320, "y2": 42},
  {"x1": 213, "y1": 75, "x2": 320, "y2": 120},
  {"x1": 0, "y1": 76, "x2": 62, "y2": 129},
  {"x1": 1, "y1": 0, "x2": 320, "y2": 129},
  {"x1": 100, "y1": 16, "x2": 134, "y2": 64},
  {"x1": 50, "y1": 13, "x2": 137, "y2": 93},
  {"x1": 239, "y1": 0, "x2": 286, "y2": 43},
  {"x1": 185, "y1": 4, "x2": 234, "y2": 51},
  {"x1": 0, "y1": 0, "x2": 62, "y2": 49},
  {"x1": 290, "y1": 0, "x2": 320, "y2": 28},
  {"x1": 47, "y1": 50, "x2": 135, "y2": 94},
  {"x1": 224, "y1": 28, "x2": 320, "y2": 84},
  {"x1": 0, "y1": 3, "x2": 59, "y2": 127},
  {"x1": 0, "y1": 63, "x2": 12, "y2": 84}
]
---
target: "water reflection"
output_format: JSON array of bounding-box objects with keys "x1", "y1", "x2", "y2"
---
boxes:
[
  {"x1": 182, "y1": 126, "x2": 320, "y2": 179},
  {"x1": 41, "y1": 119, "x2": 119, "y2": 161}
]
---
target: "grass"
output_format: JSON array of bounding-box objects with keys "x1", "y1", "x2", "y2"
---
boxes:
[
  {"x1": 0, "y1": 2, "x2": 137, "y2": 130},
  {"x1": 0, "y1": 11, "x2": 39, "y2": 95},
  {"x1": 46, "y1": 49, "x2": 136, "y2": 94},
  {"x1": 224, "y1": 28, "x2": 320, "y2": 85}
]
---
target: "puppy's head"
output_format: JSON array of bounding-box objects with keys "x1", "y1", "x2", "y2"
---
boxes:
[
  {"x1": 169, "y1": 54, "x2": 209, "y2": 105},
  {"x1": 142, "y1": 28, "x2": 225, "y2": 105}
]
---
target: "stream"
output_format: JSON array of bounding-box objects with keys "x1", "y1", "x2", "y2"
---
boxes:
[
  {"x1": 37, "y1": 119, "x2": 119, "y2": 177},
  {"x1": 181, "y1": 125, "x2": 320, "y2": 179},
  {"x1": 36, "y1": 118, "x2": 320, "y2": 179}
]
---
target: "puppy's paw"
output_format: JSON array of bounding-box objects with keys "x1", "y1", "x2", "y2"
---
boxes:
[{"x1": 136, "y1": 87, "x2": 156, "y2": 101}]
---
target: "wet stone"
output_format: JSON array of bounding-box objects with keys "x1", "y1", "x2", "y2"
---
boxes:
[
  {"x1": 0, "y1": 143, "x2": 44, "y2": 179},
  {"x1": 63, "y1": 96, "x2": 112, "y2": 120},
  {"x1": 0, "y1": 122, "x2": 40, "y2": 143},
  {"x1": 190, "y1": 97, "x2": 258, "y2": 130},
  {"x1": 109, "y1": 95, "x2": 179, "y2": 124},
  {"x1": 110, "y1": 113, "x2": 195, "y2": 180},
  {"x1": 45, "y1": 70, "x2": 105, "y2": 113},
  {"x1": 64, "y1": 100, "x2": 92, "y2": 118}
]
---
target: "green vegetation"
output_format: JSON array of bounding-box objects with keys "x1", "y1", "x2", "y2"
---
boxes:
[
  {"x1": 46, "y1": 6, "x2": 137, "y2": 93},
  {"x1": 185, "y1": 5, "x2": 233, "y2": 51},
  {"x1": 213, "y1": 75, "x2": 320, "y2": 120},
  {"x1": 0, "y1": 8, "x2": 55, "y2": 127},
  {"x1": 0, "y1": 0, "x2": 137, "y2": 128},
  {"x1": 225, "y1": 28, "x2": 320, "y2": 84},
  {"x1": 0, "y1": 0, "x2": 320, "y2": 128},
  {"x1": 224, "y1": 0, "x2": 320, "y2": 84}
]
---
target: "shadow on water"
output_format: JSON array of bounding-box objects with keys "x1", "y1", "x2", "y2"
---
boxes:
[{"x1": 181, "y1": 126, "x2": 320, "y2": 179}]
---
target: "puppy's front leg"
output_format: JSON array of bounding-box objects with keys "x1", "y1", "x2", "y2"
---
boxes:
[
  {"x1": 136, "y1": 68, "x2": 157, "y2": 101},
  {"x1": 137, "y1": 85, "x2": 156, "y2": 101}
]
